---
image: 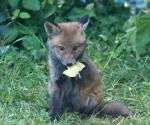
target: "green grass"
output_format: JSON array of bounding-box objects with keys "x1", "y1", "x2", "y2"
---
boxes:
[{"x1": 0, "y1": 47, "x2": 150, "y2": 125}]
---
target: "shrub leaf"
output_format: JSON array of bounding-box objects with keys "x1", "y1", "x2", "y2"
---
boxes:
[
  {"x1": 135, "y1": 17, "x2": 150, "y2": 57},
  {"x1": 8, "y1": 0, "x2": 20, "y2": 7},
  {"x1": 48, "y1": 0, "x2": 54, "y2": 4},
  {"x1": 4, "y1": 25, "x2": 19, "y2": 44},
  {"x1": 22, "y1": 36, "x2": 41, "y2": 50},
  {"x1": 22, "y1": 0, "x2": 40, "y2": 11},
  {"x1": 0, "y1": 10, "x2": 7, "y2": 23},
  {"x1": 19, "y1": 12, "x2": 31, "y2": 19},
  {"x1": 13, "y1": 9, "x2": 20, "y2": 17}
]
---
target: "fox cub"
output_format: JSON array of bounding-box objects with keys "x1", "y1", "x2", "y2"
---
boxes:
[{"x1": 44, "y1": 15, "x2": 129, "y2": 120}]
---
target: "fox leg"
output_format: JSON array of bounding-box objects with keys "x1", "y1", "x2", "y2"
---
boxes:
[
  {"x1": 48, "y1": 82, "x2": 64, "y2": 120},
  {"x1": 75, "y1": 86, "x2": 103, "y2": 117},
  {"x1": 80, "y1": 97, "x2": 101, "y2": 114}
]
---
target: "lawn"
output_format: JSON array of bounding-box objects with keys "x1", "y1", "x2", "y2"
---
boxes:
[{"x1": 0, "y1": 46, "x2": 150, "y2": 125}]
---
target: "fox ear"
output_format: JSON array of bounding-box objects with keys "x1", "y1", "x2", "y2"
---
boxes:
[
  {"x1": 78, "y1": 15, "x2": 89, "y2": 30},
  {"x1": 44, "y1": 21, "x2": 61, "y2": 38}
]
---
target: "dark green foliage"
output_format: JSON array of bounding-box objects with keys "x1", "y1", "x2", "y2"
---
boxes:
[
  {"x1": 122, "y1": 15, "x2": 150, "y2": 59},
  {"x1": 1, "y1": 0, "x2": 149, "y2": 59}
]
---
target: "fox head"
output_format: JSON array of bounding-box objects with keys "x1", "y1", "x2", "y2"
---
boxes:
[{"x1": 44, "y1": 15, "x2": 89, "y2": 66}]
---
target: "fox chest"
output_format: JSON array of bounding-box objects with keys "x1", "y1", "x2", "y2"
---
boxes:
[
  {"x1": 62, "y1": 78, "x2": 81, "y2": 102},
  {"x1": 63, "y1": 78, "x2": 93, "y2": 107}
]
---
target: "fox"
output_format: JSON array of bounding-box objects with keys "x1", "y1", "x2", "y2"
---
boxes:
[{"x1": 44, "y1": 15, "x2": 130, "y2": 120}]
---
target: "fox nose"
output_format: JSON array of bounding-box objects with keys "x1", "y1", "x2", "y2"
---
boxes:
[
  {"x1": 66, "y1": 63, "x2": 73, "y2": 66},
  {"x1": 64, "y1": 59, "x2": 76, "y2": 66}
]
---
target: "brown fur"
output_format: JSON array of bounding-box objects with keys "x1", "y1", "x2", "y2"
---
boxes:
[
  {"x1": 44, "y1": 15, "x2": 129, "y2": 120},
  {"x1": 51, "y1": 23, "x2": 85, "y2": 45}
]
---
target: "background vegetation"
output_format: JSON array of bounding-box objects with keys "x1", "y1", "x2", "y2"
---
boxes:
[{"x1": 0, "y1": 0, "x2": 150, "y2": 124}]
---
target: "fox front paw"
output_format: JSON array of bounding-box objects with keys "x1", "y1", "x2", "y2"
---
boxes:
[{"x1": 49, "y1": 112, "x2": 60, "y2": 121}]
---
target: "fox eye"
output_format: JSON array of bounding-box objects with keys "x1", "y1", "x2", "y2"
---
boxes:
[
  {"x1": 73, "y1": 46, "x2": 78, "y2": 51},
  {"x1": 59, "y1": 46, "x2": 65, "y2": 51}
]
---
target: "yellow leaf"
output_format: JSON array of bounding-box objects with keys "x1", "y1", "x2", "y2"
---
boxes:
[
  {"x1": 63, "y1": 62, "x2": 85, "y2": 77},
  {"x1": 76, "y1": 62, "x2": 85, "y2": 71}
]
